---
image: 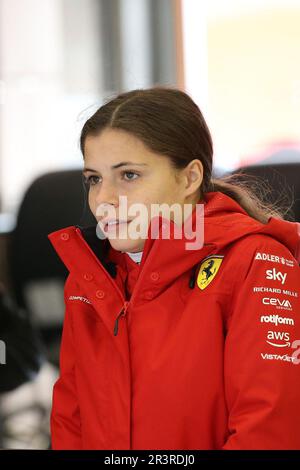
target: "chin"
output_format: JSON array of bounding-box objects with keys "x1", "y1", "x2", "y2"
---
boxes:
[{"x1": 108, "y1": 237, "x2": 145, "y2": 253}]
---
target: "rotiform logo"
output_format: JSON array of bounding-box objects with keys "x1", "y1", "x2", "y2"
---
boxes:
[{"x1": 260, "y1": 315, "x2": 294, "y2": 326}]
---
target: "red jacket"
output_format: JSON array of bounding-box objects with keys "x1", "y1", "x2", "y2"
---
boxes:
[{"x1": 48, "y1": 191, "x2": 300, "y2": 450}]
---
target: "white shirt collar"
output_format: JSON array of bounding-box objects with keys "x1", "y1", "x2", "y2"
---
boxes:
[{"x1": 124, "y1": 251, "x2": 143, "y2": 264}]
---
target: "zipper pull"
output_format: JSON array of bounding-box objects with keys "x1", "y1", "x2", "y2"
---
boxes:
[
  {"x1": 189, "y1": 264, "x2": 199, "y2": 289},
  {"x1": 114, "y1": 301, "x2": 129, "y2": 336}
]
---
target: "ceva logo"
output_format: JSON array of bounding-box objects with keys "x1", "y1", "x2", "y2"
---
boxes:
[{"x1": 262, "y1": 297, "x2": 292, "y2": 310}]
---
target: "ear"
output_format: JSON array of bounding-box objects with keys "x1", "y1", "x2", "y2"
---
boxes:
[{"x1": 183, "y1": 159, "x2": 204, "y2": 197}]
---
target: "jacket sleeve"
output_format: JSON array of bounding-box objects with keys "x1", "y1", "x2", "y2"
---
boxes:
[
  {"x1": 51, "y1": 275, "x2": 82, "y2": 449},
  {"x1": 222, "y1": 235, "x2": 300, "y2": 450}
]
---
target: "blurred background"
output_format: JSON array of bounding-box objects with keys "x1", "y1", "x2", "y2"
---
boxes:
[{"x1": 0, "y1": 0, "x2": 299, "y2": 449}]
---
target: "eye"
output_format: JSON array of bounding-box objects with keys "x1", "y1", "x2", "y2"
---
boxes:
[
  {"x1": 83, "y1": 175, "x2": 101, "y2": 186},
  {"x1": 122, "y1": 171, "x2": 139, "y2": 181}
]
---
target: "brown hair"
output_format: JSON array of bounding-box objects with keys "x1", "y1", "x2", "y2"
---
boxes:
[{"x1": 80, "y1": 86, "x2": 290, "y2": 224}]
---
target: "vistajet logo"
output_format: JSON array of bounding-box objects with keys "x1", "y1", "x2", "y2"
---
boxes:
[{"x1": 261, "y1": 353, "x2": 297, "y2": 363}]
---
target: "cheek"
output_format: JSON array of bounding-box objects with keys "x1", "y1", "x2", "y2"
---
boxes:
[
  {"x1": 130, "y1": 181, "x2": 177, "y2": 211},
  {"x1": 157, "y1": 179, "x2": 181, "y2": 202},
  {"x1": 88, "y1": 189, "x2": 96, "y2": 213}
]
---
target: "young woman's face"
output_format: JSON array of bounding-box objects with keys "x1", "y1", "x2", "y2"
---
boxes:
[{"x1": 83, "y1": 128, "x2": 201, "y2": 253}]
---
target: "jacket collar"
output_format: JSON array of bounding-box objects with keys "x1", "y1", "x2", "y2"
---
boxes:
[{"x1": 48, "y1": 191, "x2": 300, "y2": 299}]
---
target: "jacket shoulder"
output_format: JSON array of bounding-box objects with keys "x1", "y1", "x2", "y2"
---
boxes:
[
  {"x1": 226, "y1": 232, "x2": 298, "y2": 268},
  {"x1": 215, "y1": 233, "x2": 299, "y2": 301}
]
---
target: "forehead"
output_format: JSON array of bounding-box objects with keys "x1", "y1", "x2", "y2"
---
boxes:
[{"x1": 84, "y1": 128, "x2": 150, "y2": 163}]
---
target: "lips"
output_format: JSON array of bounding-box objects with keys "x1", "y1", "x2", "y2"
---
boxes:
[{"x1": 102, "y1": 220, "x2": 130, "y2": 233}]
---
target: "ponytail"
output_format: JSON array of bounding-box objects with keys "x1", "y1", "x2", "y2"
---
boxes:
[{"x1": 206, "y1": 173, "x2": 294, "y2": 224}]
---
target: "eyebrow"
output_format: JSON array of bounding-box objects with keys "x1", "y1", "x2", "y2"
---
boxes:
[{"x1": 83, "y1": 161, "x2": 148, "y2": 173}]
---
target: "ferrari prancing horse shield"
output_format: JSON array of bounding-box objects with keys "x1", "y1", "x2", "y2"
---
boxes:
[{"x1": 196, "y1": 256, "x2": 224, "y2": 290}]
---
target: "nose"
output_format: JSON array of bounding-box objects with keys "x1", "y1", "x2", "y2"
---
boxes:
[{"x1": 93, "y1": 181, "x2": 119, "y2": 215}]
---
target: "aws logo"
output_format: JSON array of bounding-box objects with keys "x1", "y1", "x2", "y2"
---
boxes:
[
  {"x1": 197, "y1": 255, "x2": 224, "y2": 290},
  {"x1": 266, "y1": 330, "x2": 291, "y2": 348}
]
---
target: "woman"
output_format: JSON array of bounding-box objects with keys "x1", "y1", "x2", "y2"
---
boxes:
[{"x1": 48, "y1": 87, "x2": 300, "y2": 450}]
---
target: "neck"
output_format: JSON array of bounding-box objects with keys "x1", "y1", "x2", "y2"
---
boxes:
[{"x1": 125, "y1": 251, "x2": 143, "y2": 264}]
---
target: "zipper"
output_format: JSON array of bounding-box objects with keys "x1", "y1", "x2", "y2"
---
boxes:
[
  {"x1": 114, "y1": 301, "x2": 130, "y2": 336},
  {"x1": 75, "y1": 227, "x2": 216, "y2": 333},
  {"x1": 75, "y1": 225, "x2": 149, "y2": 334},
  {"x1": 75, "y1": 227, "x2": 130, "y2": 335}
]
